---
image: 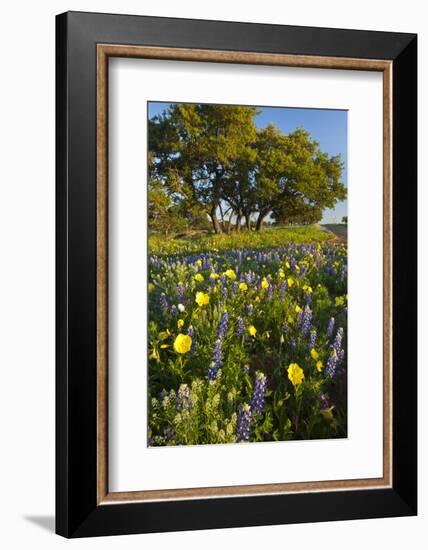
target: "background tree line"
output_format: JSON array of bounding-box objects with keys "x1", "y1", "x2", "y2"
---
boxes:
[{"x1": 148, "y1": 103, "x2": 347, "y2": 236}]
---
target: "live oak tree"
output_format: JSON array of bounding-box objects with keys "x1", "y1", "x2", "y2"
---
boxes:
[
  {"x1": 256, "y1": 126, "x2": 346, "y2": 229},
  {"x1": 149, "y1": 104, "x2": 346, "y2": 235},
  {"x1": 149, "y1": 103, "x2": 258, "y2": 234}
]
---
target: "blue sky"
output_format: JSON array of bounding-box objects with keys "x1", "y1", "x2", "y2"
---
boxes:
[{"x1": 148, "y1": 102, "x2": 347, "y2": 224}]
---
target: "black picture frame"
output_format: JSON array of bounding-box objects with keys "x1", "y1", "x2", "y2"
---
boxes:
[{"x1": 56, "y1": 10, "x2": 417, "y2": 538}]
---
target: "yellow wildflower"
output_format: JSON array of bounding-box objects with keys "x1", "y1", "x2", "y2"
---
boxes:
[
  {"x1": 310, "y1": 348, "x2": 319, "y2": 360},
  {"x1": 159, "y1": 330, "x2": 171, "y2": 341},
  {"x1": 210, "y1": 273, "x2": 219, "y2": 280},
  {"x1": 295, "y1": 305, "x2": 302, "y2": 313},
  {"x1": 196, "y1": 259, "x2": 202, "y2": 267},
  {"x1": 287, "y1": 277, "x2": 294, "y2": 287},
  {"x1": 248, "y1": 325, "x2": 257, "y2": 337},
  {"x1": 173, "y1": 333, "x2": 192, "y2": 354},
  {"x1": 224, "y1": 269, "x2": 236, "y2": 280},
  {"x1": 288, "y1": 363, "x2": 304, "y2": 387},
  {"x1": 316, "y1": 360, "x2": 324, "y2": 372},
  {"x1": 335, "y1": 296, "x2": 345, "y2": 307},
  {"x1": 261, "y1": 277, "x2": 269, "y2": 289},
  {"x1": 255, "y1": 296, "x2": 260, "y2": 302},
  {"x1": 239, "y1": 282, "x2": 248, "y2": 292},
  {"x1": 279, "y1": 269, "x2": 285, "y2": 278},
  {"x1": 177, "y1": 319, "x2": 184, "y2": 329},
  {"x1": 195, "y1": 291, "x2": 210, "y2": 307},
  {"x1": 194, "y1": 273, "x2": 204, "y2": 282},
  {"x1": 286, "y1": 261, "x2": 290, "y2": 269}
]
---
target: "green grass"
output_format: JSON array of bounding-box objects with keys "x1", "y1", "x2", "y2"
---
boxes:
[{"x1": 149, "y1": 224, "x2": 331, "y2": 256}]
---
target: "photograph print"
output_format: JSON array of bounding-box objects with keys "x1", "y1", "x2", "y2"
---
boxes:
[{"x1": 147, "y1": 101, "x2": 348, "y2": 447}]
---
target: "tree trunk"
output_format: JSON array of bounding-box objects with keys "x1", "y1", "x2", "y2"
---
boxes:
[
  {"x1": 235, "y1": 211, "x2": 242, "y2": 233},
  {"x1": 256, "y1": 210, "x2": 268, "y2": 231},
  {"x1": 245, "y1": 214, "x2": 251, "y2": 231},
  {"x1": 210, "y1": 205, "x2": 223, "y2": 234}
]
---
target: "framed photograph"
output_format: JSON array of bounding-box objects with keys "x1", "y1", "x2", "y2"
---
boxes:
[{"x1": 56, "y1": 11, "x2": 417, "y2": 538}]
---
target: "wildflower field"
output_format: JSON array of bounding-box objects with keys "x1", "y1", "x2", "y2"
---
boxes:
[{"x1": 148, "y1": 226, "x2": 347, "y2": 446}]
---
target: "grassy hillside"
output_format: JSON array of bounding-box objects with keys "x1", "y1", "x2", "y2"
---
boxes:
[{"x1": 149, "y1": 225, "x2": 331, "y2": 256}]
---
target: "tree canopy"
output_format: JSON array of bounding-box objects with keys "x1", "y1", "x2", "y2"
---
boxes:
[{"x1": 148, "y1": 103, "x2": 346, "y2": 234}]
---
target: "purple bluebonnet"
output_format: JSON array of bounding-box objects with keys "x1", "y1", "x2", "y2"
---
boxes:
[
  {"x1": 231, "y1": 282, "x2": 238, "y2": 296},
  {"x1": 332, "y1": 327, "x2": 345, "y2": 371},
  {"x1": 325, "y1": 349, "x2": 338, "y2": 379},
  {"x1": 218, "y1": 311, "x2": 229, "y2": 340},
  {"x1": 208, "y1": 312, "x2": 229, "y2": 380},
  {"x1": 301, "y1": 305, "x2": 312, "y2": 335},
  {"x1": 280, "y1": 280, "x2": 287, "y2": 300},
  {"x1": 267, "y1": 284, "x2": 273, "y2": 301},
  {"x1": 177, "y1": 283, "x2": 185, "y2": 303},
  {"x1": 163, "y1": 426, "x2": 176, "y2": 443},
  {"x1": 327, "y1": 317, "x2": 335, "y2": 339},
  {"x1": 177, "y1": 383, "x2": 190, "y2": 411},
  {"x1": 251, "y1": 372, "x2": 267, "y2": 415},
  {"x1": 208, "y1": 339, "x2": 223, "y2": 381},
  {"x1": 305, "y1": 292, "x2": 312, "y2": 305},
  {"x1": 308, "y1": 329, "x2": 317, "y2": 350},
  {"x1": 320, "y1": 393, "x2": 335, "y2": 410},
  {"x1": 236, "y1": 317, "x2": 244, "y2": 337},
  {"x1": 159, "y1": 292, "x2": 168, "y2": 313},
  {"x1": 333, "y1": 327, "x2": 344, "y2": 355},
  {"x1": 187, "y1": 325, "x2": 196, "y2": 354},
  {"x1": 247, "y1": 304, "x2": 254, "y2": 316},
  {"x1": 236, "y1": 403, "x2": 252, "y2": 442}
]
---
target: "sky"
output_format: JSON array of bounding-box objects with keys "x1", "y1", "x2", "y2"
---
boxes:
[{"x1": 148, "y1": 102, "x2": 347, "y2": 224}]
